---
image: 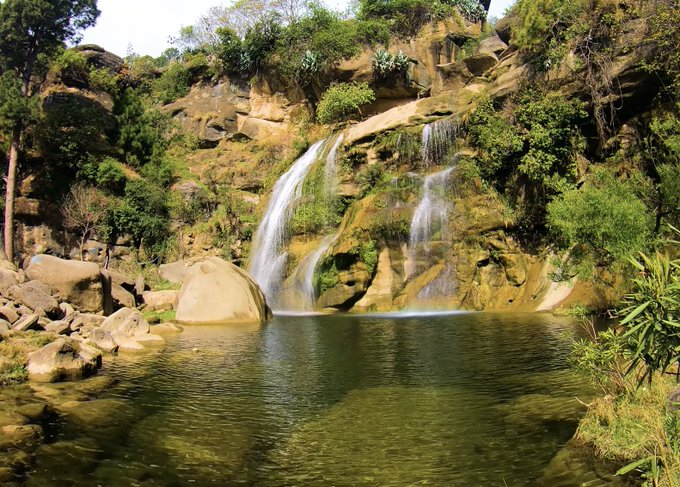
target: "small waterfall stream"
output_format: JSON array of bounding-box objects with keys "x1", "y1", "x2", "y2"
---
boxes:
[
  {"x1": 297, "y1": 234, "x2": 337, "y2": 309},
  {"x1": 249, "y1": 139, "x2": 327, "y2": 305},
  {"x1": 409, "y1": 167, "x2": 455, "y2": 255},
  {"x1": 421, "y1": 119, "x2": 458, "y2": 167},
  {"x1": 323, "y1": 134, "x2": 344, "y2": 203}
]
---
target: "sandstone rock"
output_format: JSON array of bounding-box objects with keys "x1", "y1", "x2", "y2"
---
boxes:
[
  {"x1": 150, "y1": 322, "x2": 184, "y2": 334},
  {"x1": 134, "y1": 333, "x2": 165, "y2": 347},
  {"x1": 319, "y1": 262, "x2": 371, "y2": 310},
  {"x1": 111, "y1": 283, "x2": 136, "y2": 309},
  {"x1": 103, "y1": 269, "x2": 135, "y2": 290},
  {"x1": 0, "y1": 270, "x2": 19, "y2": 298},
  {"x1": 463, "y1": 52, "x2": 498, "y2": 76},
  {"x1": 85, "y1": 328, "x2": 119, "y2": 353},
  {"x1": 433, "y1": 62, "x2": 474, "y2": 95},
  {"x1": 495, "y1": 15, "x2": 514, "y2": 45},
  {"x1": 70, "y1": 313, "x2": 106, "y2": 331},
  {"x1": 101, "y1": 308, "x2": 150, "y2": 337},
  {"x1": 478, "y1": 35, "x2": 508, "y2": 57},
  {"x1": 15, "y1": 283, "x2": 60, "y2": 317},
  {"x1": 134, "y1": 274, "x2": 145, "y2": 297},
  {"x1": 158, "y1": 261, "x2": 189, "y2": 284},
  {"x1": 175, "y1": 257, "x2": 269, "y2": 324},
  {"x1": 59, "y1": 302, "x2": 76, "y2": 318},
  {"x1": 142, "y1": 290, "x2": 179, "y2": 311},
  {"x1": 74, "y1": 44, "x2": 124, "y2": 74},
  {"x1": 0, "y1": 319, "x2": 10, "y2": 332},
  {"x1": 44, "y1": 320, "x2": 71, "y2": 335},
  {"x1": 27, "y1": 339, "x2": 101, "y2": 382},
  {"x1": 12, "y1": 314, "x2": 42, "y2": 332},
  {"x1": 26, "y1": 255, "x2": 103, "y2": 313},
  {"x1": 109, "y1": 331, "x2": 145, "y2": 351},
  {"x1": 0, "y1": 305, "x2": 19, "y2": 324},
  {"x1": 499, "y1": 253, "x2": 527, "y2": 287},
  {"x1": 17, "y1": 304, "x2": 33, "y2": 316}
]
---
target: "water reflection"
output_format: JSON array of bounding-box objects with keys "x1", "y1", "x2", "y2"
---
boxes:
[{"x1": 27, "y1": 313, "x2": 601, "y2": 486}]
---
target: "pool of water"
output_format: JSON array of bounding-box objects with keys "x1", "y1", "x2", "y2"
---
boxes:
[{"x1": 27, "y1": 313, "x2": 603, "y2": 486}]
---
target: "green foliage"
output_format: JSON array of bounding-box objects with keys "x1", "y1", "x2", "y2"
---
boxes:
[
  {"x1": 547, "y1": 169, "x2": 652, "y2": 265},
  {"x1": 509, "y1": 0, "x2": 587, "y2": 51},
  {"x1": 357, "y1": 163, "x2": 384, "y2": 197},
  {"x1": 619, "y1": 234, "x2": 680, "y2": 384},
  {"x1": 316, "y1": 82, "x2": 375, "y2": 124},
  {"x1": 646, "y1": 111, "x2": 680, "y2": 231},
  {"x1": 113, "y1": 88, "x2": 170, "y2": 167},
  {"x1": 51, "y1": 48, "x2": 87, "y2": 81},
  {"x1": 356, "y1": 19, "x2": 391, "y2": 46},
  {"x1": 570, "y1": 325, "x2": 630, "y2": 394},
  {"x1": 80, "y1": 157, "x2": 128, "y2": 195},
  {"x1": 0, "y1": 71, "x2": 39, "y2": 131},
  {"x1": 151, "y1": 62, "x2": 191, "y2": 104},
  {"x1": 277, "y1": 4, "x2": 360, "y2": 81},
  {"x1": 450, "y1": 0, "x2": 486, "y2": 22},
  {"x1": 113, "y1": 179, "x2": 171, "y2": 256},
  {"x1": 217, "y1": 14, "x2": 281, "y2": 75},
  {"x1": 467, "y1": 98, "x2": 523, "y2": 180},
  {"x1": 643, "y1": 0, "x2": 680, "y2": 90},
  {"x1": 317, "y1": 258, "x2": 340, "y2": 294},
  {"x1": 372, "y1": 49, "x2": 410, "y2": 78},
  {"x1": 88, "y1": 66, "x2": 119, "y2": 94},
  {"x1": 354, "y1": 240, "x2": 379, "y2": 275},
  {"x1": 467, "y1": 92, "x2": 586, "y2": 233}
]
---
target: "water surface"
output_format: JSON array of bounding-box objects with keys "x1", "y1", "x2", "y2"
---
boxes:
[{"x1": 29, "y1": 313, "x2": 601, "y2": 486}]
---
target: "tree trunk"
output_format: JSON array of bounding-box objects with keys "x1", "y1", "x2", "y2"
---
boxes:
[{"x1": 4, "y1": 124, "x2": 21, "y2": 261}]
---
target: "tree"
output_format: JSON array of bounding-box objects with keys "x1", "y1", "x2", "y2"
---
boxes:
[
  {"x1": 316, "y1": 82, "x2": 375, "y2": 124},
  {"x1": 62, "y1": 184, "x2": 109, "y2": 260},
  {"x1": 0, "y1": 0, "x2": 100, "y2": 260}
]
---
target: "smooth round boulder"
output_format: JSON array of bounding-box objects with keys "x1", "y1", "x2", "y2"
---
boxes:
[
  {"x1": 175, "y1": 257, "x2": 269, "y2": 325},
  {"x1": 26, "y1": 255, "x2": 103, "y2": 313},
  {"x1": 27, "y1": 339, "x2": 102, "y2": 383}
]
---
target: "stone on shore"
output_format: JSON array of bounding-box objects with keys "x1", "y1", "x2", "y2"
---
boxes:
[
  {"x1": 26, "y1": 255, "x2": 104, "y2": 313},
  {"x1": 142, "y1": 290, "x2": 179, "y2": 311},
  {"x1": 27, "y1": 339, "x2": 102, "y2": 383},
  {"x1": 175, "y1": 257, "x2": 269, "y2": 325}
]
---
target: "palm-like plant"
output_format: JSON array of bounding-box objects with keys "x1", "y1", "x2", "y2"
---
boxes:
[{"x1": 620, "y1": 226, "x2": 680, "y2": 383}]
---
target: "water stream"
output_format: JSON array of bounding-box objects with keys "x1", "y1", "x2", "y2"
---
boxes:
[
  {"x1": 248, "y1": 139, "x2": 327, "y2": 306},
  {"x1": 296, "y1": 234, "x2": 337, "y2": 310},
  {"x1": 421, "y1": 118, "x2": 459, "y2": 167}
]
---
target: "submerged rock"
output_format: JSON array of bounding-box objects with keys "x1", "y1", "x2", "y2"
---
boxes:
[{"x1": 175, "y1": 257, "x2": 270, "y2": 324}]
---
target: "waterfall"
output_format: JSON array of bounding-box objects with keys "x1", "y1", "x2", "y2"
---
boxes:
[
  {"x1": 297, "y1": 235, "x2": 337, "y2": 310},
  {"x1": 409, "y1": 167, "x2": 455, "y2": 256},
  {"x1": 421, "y1": 119, "x2": 458, "y2": 167},
  {"x1": 323, "y1": 134, "x2": 344, "y2": 202},
  {"x1": 249, "y1": 139, "x2": 327, "y2": 305}
]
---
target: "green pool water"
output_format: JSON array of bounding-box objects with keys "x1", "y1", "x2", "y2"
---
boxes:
[{"x1": 27, "y1": 312, "x2": 612, "y2": 486}]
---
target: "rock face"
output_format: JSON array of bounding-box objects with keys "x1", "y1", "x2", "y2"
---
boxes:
[
  {"x1": 25, "y1": 255, "x2": 103, "y2": 313},
  {"x1": 175, "y1": 257, "x2": 270, "y2": 324},
  {"x1": 27, "y1": 339, "x2": 102, "y2": 383}
]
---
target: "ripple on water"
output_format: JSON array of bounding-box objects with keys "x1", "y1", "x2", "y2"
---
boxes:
[{"x1": 26, "y1": 313, "x2": 607, "y2": 486}]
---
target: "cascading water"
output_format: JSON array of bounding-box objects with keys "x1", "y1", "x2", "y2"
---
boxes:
[
  {"x1": 408, "y1": 167, "x2": 458, "y2": 302},
  {"x1": 323, "y1": 134, "x2": 344, "y2": 203},
  {"x1": 421, "y1": 119, "x2": 458, "y2": 167},
  {"x1": 296, "y1": 235, "x2": 337, "y2": 310},
  {"x1": 249, "y1": 139, "x2": 327, "y2": 306},
  {"x1": 409, "y1": 167, "x2": 455, "y2": 256}
]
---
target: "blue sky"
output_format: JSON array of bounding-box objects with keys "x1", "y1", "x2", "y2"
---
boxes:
[{"x1": 80, "y1": 0, "x2": 516, "y2": 57}]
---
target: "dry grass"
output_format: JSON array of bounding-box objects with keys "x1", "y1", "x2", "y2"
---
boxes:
[{"x1": 0, "y1": 332, "x2": 57, "y2": 386}]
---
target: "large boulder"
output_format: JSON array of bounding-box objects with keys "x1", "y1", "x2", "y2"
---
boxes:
[
  {"x1": 26, "y1": 255, "x2": 103, "y2": 313},
  {"x1": 27, "y1": 339, "x2": 102, "y2": 383},
  {"x1": 158, "y1": 261, "x2": 190, "y2": 284},
  {"x1": 175, "y1": 257, "x2": 269, "y2": 324},
  {"x1": 15, "y1": 283, "x2": 60, "y2": 317},
  {"x1": 142, "y1": 290, "x2": 179, "y2": 311}
]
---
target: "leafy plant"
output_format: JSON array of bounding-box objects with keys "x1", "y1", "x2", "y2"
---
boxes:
[
  {"x1": 152, "y1": 62, "x2": 192, "y2": 104},
  {"x1": 316, "y1": 82, "x2": 375, "y2": 124},
  {"x1": 372, "y1": 49, "x2": 410, "y2": 78},
  {"x1": 619, "y1": 229, "x2": 680, "y2": 384}
]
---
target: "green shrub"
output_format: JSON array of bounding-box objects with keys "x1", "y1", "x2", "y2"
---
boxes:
[
  {"x1": 357, "y1": 163, "x2": 384, "y2": 197},
  {"x1": 316, "y1": 82, "x2": 375, "y2": 124},
  {"x1": 52, "y1": 49, "x2": 87, "y2": 81},
  {"x1": 80, "y1": 156, "x2": 127, "y2": 194},
  {"x1": 646, "y1": 111, "x2": 680, "y2": 230},
  {"x1": 317, "y1": 259, "x2": 340, "y2": 295},
  {"x1": 547, "y1": 169, "x2": 652, "y2": 265},
  {"x1": 113, "y1": 88, "x2": 170, "y2": 167},
  {"x1": 510, "y1": 0, "x2": 588, "y2": 51},
  {"x1": 372, "y1": 49, "x2": 410, "y2": 78},
  {"x1": 450, "y1": 0, "x2": 486, "y2": 22},
  {"x1": 152, "y1": 62, "x2": 192, "y2": 104},
  {"x1": 356, "y1": 19, "x2": 392, "y2": 46},
  {"x1": 88, "y1": 67, "x2": 119, "y2": 94}
]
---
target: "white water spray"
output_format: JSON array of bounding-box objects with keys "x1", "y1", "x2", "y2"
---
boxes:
[{"x1": 249, "y1": 139, "x2": 327, "y2": 305}]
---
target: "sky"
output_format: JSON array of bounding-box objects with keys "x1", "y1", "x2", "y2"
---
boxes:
[{"x1": 80, "y1": 0, "x2": 516, "y2": 58}]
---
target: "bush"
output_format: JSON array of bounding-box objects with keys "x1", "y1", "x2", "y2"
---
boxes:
[
  {"x1": 547, "y1": 169, "x2": 652, "y2": 264},
  {"x1": 152, "y1": 62, "x2": 192, "y2": 104},
  {"x1": 88, "y1": 67, "x2": 119, "y2": 94},
  {"x1": 316, "y1": 82, "x2": 375, "y2": 124},
  {"x1": 509, "y1": 0, "x2": 588, "y2": 51},
  {"x1": 357, "y1": 163, "x2": 384, "y2": 197},
  {"x1": 51, "y1": 49, "x2": 87, "y2": 82},
  {"x1": 80, "y1": 156, "x2": 127, "y2": 194},
  {"x1": 372, "y1": 49, "x2": 410, "y2": 78}
]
